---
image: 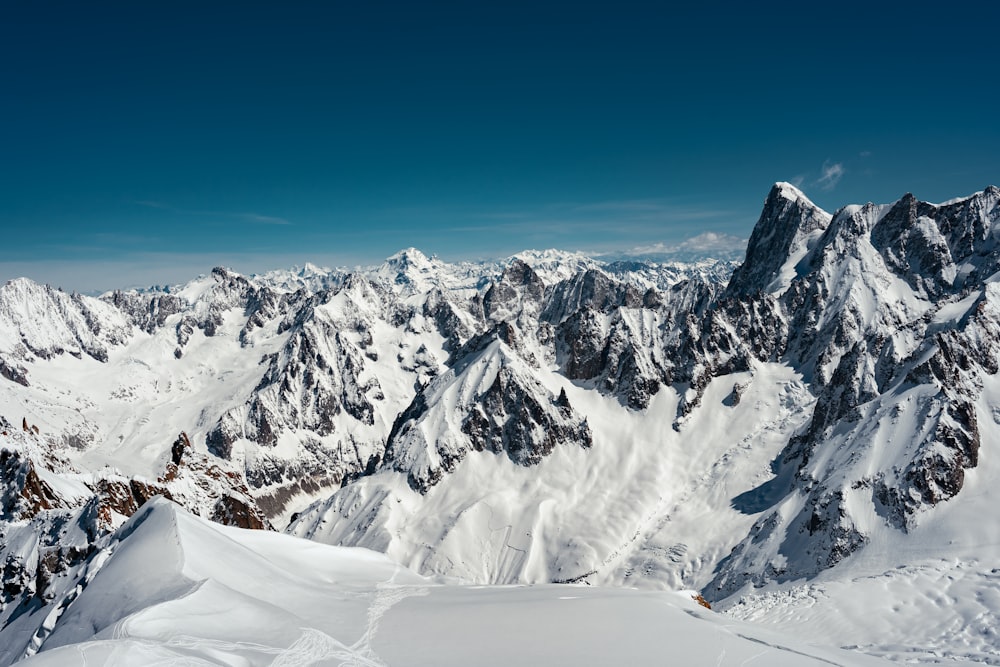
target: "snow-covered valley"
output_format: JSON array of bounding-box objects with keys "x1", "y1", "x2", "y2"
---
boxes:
[{"x1": 3, "y1": 183, "x2": 1000, "y2": 664}]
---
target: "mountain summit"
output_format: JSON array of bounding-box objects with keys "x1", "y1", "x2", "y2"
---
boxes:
[{"x1": 2, "y1": 184, "x2": 1000, "y2": 663}]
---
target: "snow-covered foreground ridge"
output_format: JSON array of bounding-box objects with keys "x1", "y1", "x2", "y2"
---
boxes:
[
  {"x1": 2, "y1": 183, "x2": 1000, "y2": 662},
  {"x1": 4, "y1": 498, "x2": 888, "y2": 667}
]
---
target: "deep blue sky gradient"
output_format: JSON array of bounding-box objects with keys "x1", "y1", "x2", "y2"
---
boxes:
[{"x1": 2, "y1": 1, "x2": 997, "y2": 291}]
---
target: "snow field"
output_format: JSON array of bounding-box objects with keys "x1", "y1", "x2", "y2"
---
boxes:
[{"x1": 16, "y1": 499, "x2": 887, "y2": 667}]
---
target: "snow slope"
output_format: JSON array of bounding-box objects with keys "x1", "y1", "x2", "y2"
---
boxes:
[
  {"x1": 0, "y1": 251, "x2": 729, "y2": 525},
  {"x1": 2, "y1": 183, "x2": 1000, "y2": 664},
  {"x1": 8, "y1": 498, "x2": 887, "y2": 667},
  {"x1": 290, "y1": 361, "x2": 813, "y2": 589}
]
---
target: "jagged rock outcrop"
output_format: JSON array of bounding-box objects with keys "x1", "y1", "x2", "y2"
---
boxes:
[
  {"x1": 702, "y1": 185, "x2": 1000, "y2": 599},
  {"x1": 555, "y1": 304, "x2": 667, "y2": 409},
  {"x1": 0, "y1": 279, "x2": 132, "y2": 363},
  {"x1": 105, "y1": 289, "x2": 185, "y2": 334},
  {"x1": 483, "y1": 259, "x2": 546, "y2": 323},
  {"x1": 0, "y1": 244, "x2": 730, "y2": 523},
  {"x1": 726, "y1": 182, "x2": 832, "y2": 298},
  {"x1": 0, "y1": 358, "x2": 28, "y2": 387},
  {"x1": 383, "y1": 329, "x2": 592, "y2": 493},
  {"x1": 0, "y1": 423, "x2": 272, "y2": 637},
  {"x1": 8, "y1": 184, "x2": 1000, "y2": 601}
]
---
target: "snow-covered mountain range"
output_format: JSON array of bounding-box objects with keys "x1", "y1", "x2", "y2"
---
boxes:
[{"x1": 2, "y1": 182, "x2": 1000, "y2": 664}]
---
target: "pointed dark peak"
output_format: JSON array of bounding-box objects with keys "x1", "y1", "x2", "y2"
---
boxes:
[
  {"x1": 454, "y1": 321, "x2": 520, "y2": 360},
  {"x1": 725, "y1": 183, "x2": 831, "y2": 298},
  {"x1": 501, "y1": 258, "x2": 544, "y2": 288},
  {"x1": 208, "y1": 267, "x2": 254, "y2": 295},
  {"x1": 880, "y1": 192, "x2": 918, "y2": 221},
  {"x1": 482, "y1": 261, "x2": 545, "y2": 322}
]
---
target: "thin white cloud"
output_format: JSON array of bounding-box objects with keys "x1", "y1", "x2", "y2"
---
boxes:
[
  {"x1": 135, "y1": 201, "x2": 291, "y2": 225},
  {"x1": 677, "y1": 231, "x2": 747, "y2": 254},
  {"x1": 816, "y1": 161, "x2": 845, "y2": 191},
  {"x1": 134, "y1": 199, "x2": 169, "y2": 209},
  {"x1": 446, "y1": 199, "x2": 735, "y2": 230},
  {"x1": 614, "y1": 232, "x2": 747, "y2": 261},
  {"x1": 239, "y1": 213, "x2": 291, "y2": 225},
  {"x1": 571, "y1": 199, "x2": 679, "y2": 214}
]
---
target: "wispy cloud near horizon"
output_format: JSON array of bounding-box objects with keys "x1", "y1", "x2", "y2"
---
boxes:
[
  {"x1": 440, "y1": 198, "x2": 737, "y2": 232},
  {"x1": 4, "y1": 195, "x2": 750, "y2": 293},
  {"x1": 816, "y1": 161, "x2": 846, "y2": 191},
  {"x1": 616, "y1": 231, "x2": 747, "y2": 261},
  {"x1": 135, "y1": 201, "x2": 291, "y2": 225}
]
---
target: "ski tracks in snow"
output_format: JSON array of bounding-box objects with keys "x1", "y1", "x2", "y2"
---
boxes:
[
  {"x1": 104, "y1": 564, "x2": 429, "y2": 666},
  {"x1": 344, "y1": 573, "x2": 430, "y2": 666}
]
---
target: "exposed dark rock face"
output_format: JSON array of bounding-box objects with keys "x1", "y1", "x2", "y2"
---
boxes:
[
  {"x1": 0, "y1": 358, "x2": 28, "y2": 387},
  {"x1": 706, "y1": 483, "x2": 870, "y2": 602},
  {"x1": 5, "y1": 182, "x2": 1000, "y2": 600},
  {"x1": 170, "y1": 432, "x2": 190, "y2": 466},
  {"x1": 383, "y1": 331, "x2": 592, "y2": 494},
  {"x1": 555, "y1": 305, "x2": 666, "y2": 410},
  {"x1": 0, "y1": 279, "x2": 132, "y2": 363},
  {"x1": 725, "y1": 183, "x2": 831, "y2": 298},
  {"x1": 0, "y1": 450, "x2": 64, "y2": 520},
  {"x1": 106, "y1": 290, "x2": 185, "y2": 334},
  {"x1": 558, "y1": 307, "x2": 608, "y2": 380},
  {"x1": 210, "y1": 301, "x2": 383, "y2": 450},
  {"x1": 542, "y1": 269, "x2": 644, "y2": 324},
  {"x1": 0, "y1": 241, "x2": 737, "y2": 522},
  {"x1": 701, "y1": 185, "x2": 1000, "y2": 599},
  {"x1": 0, "y1": 508, "x2": 100, "y2": 620},
  {"x1": 91, "y1": 478, "x2": 175, "y2": 530},
  {"x1": 483, "y1": 259, "x2": 545, "y2": 322},
  {"x1": 871, "y1": 194, "x2": 956, "y2": 298},
  {"x1": 460, "y1": 364, "x2": 592, "y2": 465},
  {"x1": 424, "y1": 288, "x2": 473, "y2": 352},
  {"x1": 211, "y1": 493, "x2": 268, "y2": 530},
  {"x1": 0, "y1": 428, "x2": 266, "y2": 631}
]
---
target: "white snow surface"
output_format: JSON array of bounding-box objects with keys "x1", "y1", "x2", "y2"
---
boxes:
[
  {"x1": 3, "y1": 183, "x2": 1000, "y2": 667},
  {"x1": 0, "y1": 250, "x2": 729, "y2": 518},
  {"x1": 291, "y1": 362, "x2": 814, "y2": 590},
  {"x1": 8, "y1": 498, "x2": 887, "y2": 667}
]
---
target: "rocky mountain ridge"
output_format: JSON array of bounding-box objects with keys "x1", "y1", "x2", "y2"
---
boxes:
[{"x1": 1, "y1": 184, "x2": 999, "y2": 619}]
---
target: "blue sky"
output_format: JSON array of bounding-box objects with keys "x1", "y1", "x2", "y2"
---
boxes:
[{"x1": 2, "y1": 1, "x2": 997, "y2": 292}]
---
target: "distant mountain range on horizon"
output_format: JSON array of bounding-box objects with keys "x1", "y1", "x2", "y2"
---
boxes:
[{"x1": 2, "y1": 182, "x2": 1000, "y2": 664}]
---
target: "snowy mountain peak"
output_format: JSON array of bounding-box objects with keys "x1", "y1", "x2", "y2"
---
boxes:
[
  {"x1": 298, "y1": 261, "x2": 329, "y2": 276},
  {"x1": 509, "y1": 249, "x2": 602, "y2": 285},
  {"x1": 6, "y1": 182, "x2": 1000, "y2": 665},
  {"x1": 725, "y1": 182, "x2": 832, "y2": 297},
  {"x1": 380, "y1": 329, "x2": 592, "y2": 493},
  {"x1": 372, "y1": 247, "x2": 444, "y2": 294},
  {"x1": 0, "y1": 278, "x2": 132, "y2": 364},
  {"x1": 385, "y1": 247, "x2": 432, "y2": 267},
  {"x1": 771, "y1": 180, "x2": 813, "y2": 204}
]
